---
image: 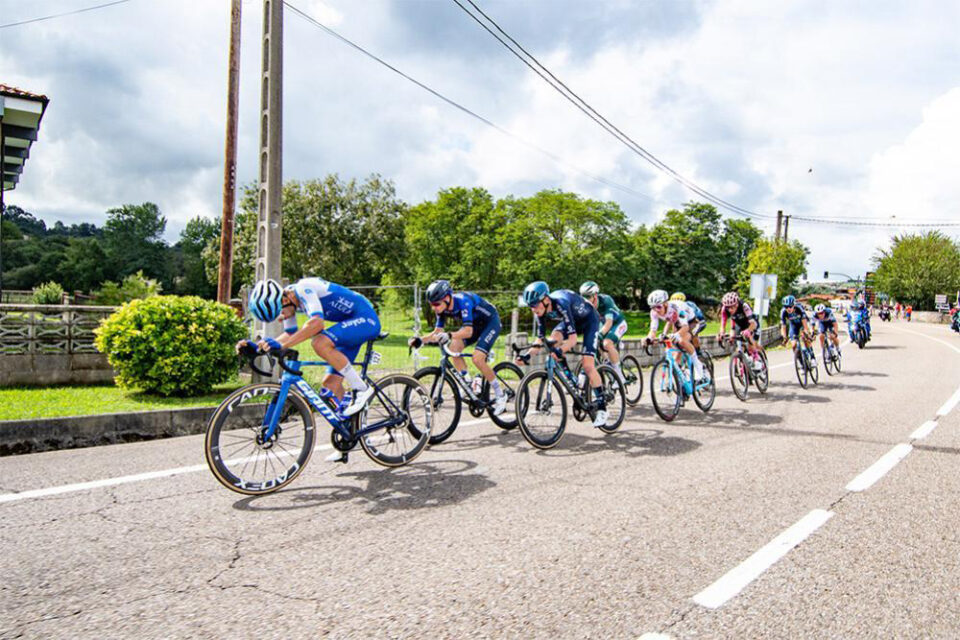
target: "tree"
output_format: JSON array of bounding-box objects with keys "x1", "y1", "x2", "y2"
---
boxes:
[
  {"x1": 738, "y1": 238, "x2": 810, "y2": 318},
  {"x1": 102, "y1": 202, "x2": 169, "y2": 282},
  {"x1": 873, "y1": 231, "x2": 960, "y2": 310},
  {"x1": 175, "y1": 216, "x2": 219, "y2": 298},
  {"x1": 60, "y1": 238, "x2": 107, "y2": 292}
]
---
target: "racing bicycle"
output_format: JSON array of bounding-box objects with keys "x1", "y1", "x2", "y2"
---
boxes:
[
  {"x1": 646, "y1": 336, "x2": 716, "y2": 422},
  {"x1": 719, "y1": 334, "x2": 768, "y2": 401},
  {"x1": 205, "y1": 334, "x2": 432, "y2": 495}
]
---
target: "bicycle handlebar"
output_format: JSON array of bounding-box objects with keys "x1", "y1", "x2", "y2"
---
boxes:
[{"x1": 238, "y1": 341, "x2": 302, "y2": 377}]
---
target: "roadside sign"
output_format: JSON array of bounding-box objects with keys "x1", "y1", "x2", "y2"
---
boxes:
[
  {"x1": 749, "y1": 274, "x2": 778, "y2": 301},
  {"x1": 935, "y1": 294, "x2": 947, "y2": 306}
]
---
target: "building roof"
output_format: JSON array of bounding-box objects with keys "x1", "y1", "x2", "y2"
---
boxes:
[{"x1": 1, "y1": 84, "x2": 50, "y2": 192}]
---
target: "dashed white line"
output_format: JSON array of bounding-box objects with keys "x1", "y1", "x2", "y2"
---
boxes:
[
  {"x1": 693, "y1": 509, "x2": 834, "y2": 609},
  {"x1": 909, "y1": 420, "x2": 939, "y2": 440},
  {"x1": 936, "y1": 386, "x2": 960, "y2": 417},
  {"x1": 845, "y1": 443, "x2": 913, "y2": 492}
]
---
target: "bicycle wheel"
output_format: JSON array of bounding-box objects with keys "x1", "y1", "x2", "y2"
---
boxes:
[
  {"x1": 693, "y1": 363, "x2": 716, "y2": 412},
  {"x1": 516, "y1": 370, "x2": 568, "y2": 449},
  {"x1": 650, "y1": 359, "x2": 682, "y2": 422},
  {"x1": 833, "y1": 345, "x2": 842, "y2": 372},
  {"x1": 620, "y1": 354, "x2": 643, "y2": 405},
  {"x1": 793, "y1": 348, "x2": 808, "y2": 388},
  {"x1": 487, "y1": 362, "x2": 523, "y2": 430},
  {"x1": 358, "y1": 374, "x2": 431, "y2": 467},
  {"x1": 754, "y1": 349, "x2": 770, "y2": 394},
  {"x1": 596, "y1": 364, "x2": 627, "y2": 433},
  {"x1": 808, "y1": 350, "x2": 820, "y2": 385},
  {"x1": 413, "y1": 366, "x2": 461, "y2": 445},
  {"x1": 729, "y1": 353, "x2": 749, "y2": 401},
  {"x1": 205, "y1": 383, "x2": 316, "y2": 495},
  {"x1": 823, "y1": 346, "x2": 836, "y2": 376},
  {"x1": 699, "y1": 350, "x2": 715, "y2": 379}
]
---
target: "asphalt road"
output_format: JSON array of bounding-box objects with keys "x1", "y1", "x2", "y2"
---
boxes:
[{"x1": 2, "y1": 321, "x2": 958, "y2": 639}]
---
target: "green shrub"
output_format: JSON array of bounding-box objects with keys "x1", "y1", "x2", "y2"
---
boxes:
[
  {"x1": 95, "y1": 271, "x2": 162, "y2": 306},
  {"x1": 95, "y1": 295, "x2": 247, "y2": 397},
  {"x1": 32, "y1": 281, "x2": 65, "y2": 305}
]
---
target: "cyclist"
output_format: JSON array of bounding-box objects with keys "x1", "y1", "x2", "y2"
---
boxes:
[
  {"x1": 780, "y1": 295, "x2": 814, "y2": 357},
  {"x1": 812, "y1": 303, "x2": 842, "y2": 356},
  {"x1": 518, "y1": 281, "x2": 608, "y2": 428},
  {"x1": 413, "y1": 280, "x2": 507, "y2": 415},
  {"x1": 717, "y1": 291, "x2": 763, "y2": 372},
  {"x1": 645, "y1": 289, "x2": 705, "y2": 382},
  {"x1": 244, "y1": 277, "x2": 381, "y2": 417},
  {"x1": 579, "y1": 281, "x2": 628, "y2": 379},
  {"x1": 670, "y1": 292, "x2": 706, "y2": 353}
]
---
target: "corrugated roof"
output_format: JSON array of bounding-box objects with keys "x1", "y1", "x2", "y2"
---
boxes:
[{"x1": 0, "y1": 84, "x2": 50, "y2": 103}]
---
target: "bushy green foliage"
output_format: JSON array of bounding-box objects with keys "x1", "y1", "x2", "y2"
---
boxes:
[
  {"x1": 738, "y1": 239, "x2": 810, "y2": 317},
  {"x1": 95, "y1": 296, "x2": 247, "y2": 396},
  {"x1": 31, "y1": 281, "x2": 65, "y2": 305},
  {"x1": 95, "y1": 271, "x2": 162, "y2": 306},
  {"x1": 873, "y1": 231, "x2": 960, "y2": 309}
]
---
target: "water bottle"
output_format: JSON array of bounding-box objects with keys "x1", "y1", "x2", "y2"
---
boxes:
[
  {"x1": 577, "y1": 372, "x2": 587, "y2": 390},
  {"x1": 471, "y1": 375, "x2": 484, "y2": 396}
]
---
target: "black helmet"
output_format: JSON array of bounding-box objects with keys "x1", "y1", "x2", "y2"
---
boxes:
[{"x1": 426, "y1": 280, "x2": 453, "y2": 304}]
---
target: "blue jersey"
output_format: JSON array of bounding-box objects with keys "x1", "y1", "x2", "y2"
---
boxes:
[
  {"x1": 686, "y1": 301, "x2": 706, "y2": 322},
  {"x1": 282, "y1": 277, "x2": 377, "y2": 334},
  {"x1": 780, "y1": 305, "x2": 809, "y2": 328},
  {"x1": 435, "y1": 292, "x2": 497, "y2": 329},
  {"x1": 536, "y1": 289, "x2": 597, "y2": 339}
]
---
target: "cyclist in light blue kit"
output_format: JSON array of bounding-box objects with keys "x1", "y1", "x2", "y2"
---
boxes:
[
  {"x1": 244, "y1": 277, "x2": 381, "y2": 417},
  {"x1": 812, "y1": 303, "x2": 842, "y2": 357}
]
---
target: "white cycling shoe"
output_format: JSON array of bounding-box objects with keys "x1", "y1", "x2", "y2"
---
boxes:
[
  {"x1": 342, "y1": 386, "x2": 375, "y2": 416},
  {"x1": 492, "y1": 394, "x2": 508, "y2": 416},
  {"x1": 592, "y1": 409, "x2": 609, "y2": 428}
]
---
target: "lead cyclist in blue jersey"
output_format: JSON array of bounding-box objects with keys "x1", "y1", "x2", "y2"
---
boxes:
[
  {"x1": 519, "y1": 281, "x2": 608, "y2": 427},
  {"x1": 780, "y1": 295, "x2": 814, "y2": 354},
  {"x1": 244, "y1": 278, "x2": 381, "y2": 417},
  {"x1": 413, "y1": 280, "x2": 507, "y2": 415}
]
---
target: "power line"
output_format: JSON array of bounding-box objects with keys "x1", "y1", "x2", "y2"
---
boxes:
[
  {"x1": 283, "y1": 1, "x2": 657, "y2": 205},
  {"x1": 453, "y1": 0, "x2": 960, "y2": 229},
  {"x1": 0, "y1": 0, "x2": 133, "y2": 29},
  {"x1": 451, "y1": 0, "x2": 773, "y2": 221}
]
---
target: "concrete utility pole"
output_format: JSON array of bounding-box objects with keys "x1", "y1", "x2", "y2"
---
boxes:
[
  {"x1": 254, "y1": 0, "x2": 283, "y2": 337},
  {"x1": 217, "y1": 0, "x2": 242, "y2": 304},
  {"x1": 783, "y1": 215, "x2": 790, "y2": 242},
  {"x1": 775, "y1": 210, "x2": 783, "y2": 241}
]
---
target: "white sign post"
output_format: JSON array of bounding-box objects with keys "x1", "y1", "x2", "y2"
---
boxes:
[{"x1": 749, "y1": 274, "x2": 779, "y2": 329}]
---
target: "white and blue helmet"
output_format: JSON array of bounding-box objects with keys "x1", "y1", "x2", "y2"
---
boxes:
[{"x1": 249, "y1": 279, "x2": 284, "y2": 322}]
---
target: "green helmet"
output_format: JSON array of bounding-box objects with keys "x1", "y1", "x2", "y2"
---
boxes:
[{"x1": 579, "y1": 281, "x2": 600, "y2": 297}]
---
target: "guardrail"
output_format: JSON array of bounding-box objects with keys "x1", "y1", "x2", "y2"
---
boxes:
[{"x1": 0, "y1": 304, "x2": 117, "y2": 355}]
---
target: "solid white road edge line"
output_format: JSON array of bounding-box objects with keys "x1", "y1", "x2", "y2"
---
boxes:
[
  {"x1": 692, "y1": 509, "x2": 834, "y2": 609},
  {"x1": 910, "y1": 420, "x2": 939, "y2": 440},
  {"x1": 845, "y1": 443, "x2": 913, "y2": 492},
  {"x1": 0, "y1": 417, "x2": 495, "y2": 504}
]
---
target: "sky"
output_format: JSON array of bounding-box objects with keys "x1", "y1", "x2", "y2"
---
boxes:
[{"x1": 1, "y1": 0, "x2": 959, "y2": 282}]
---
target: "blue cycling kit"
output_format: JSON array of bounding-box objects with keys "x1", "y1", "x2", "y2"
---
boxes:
[
  {"x1": 814, "y1": 308, "x2": 837, "y2": 333},
  {"x1": 536, "y1": 289, "x2": 600, "y2": 356},
  {"x1": 780, "y1": 305, "x2": 810, "y2": 340},
  {"x1": 434, "y1": 291, "x2": 501, "y2": 354},
  {"x1": 283, "y1": 278, "x2": 381, "y2": 375}
]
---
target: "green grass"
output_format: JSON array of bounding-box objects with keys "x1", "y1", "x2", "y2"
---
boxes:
[{"x1": 0, "y1": 381, "x2": 244, "y2": 421}]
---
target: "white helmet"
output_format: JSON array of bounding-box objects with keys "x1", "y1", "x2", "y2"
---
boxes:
[
  {"x1": 814, "y1": 303, "x2": 826, "y2": 314},
  {"x1": 249, "y1": 279, "x2": 284, "y2": 322},
  {"x1": 647, "y1": 289, "x2": 669, "y2": 307}
]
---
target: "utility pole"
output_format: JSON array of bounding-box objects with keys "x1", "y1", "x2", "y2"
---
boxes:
[
  {"x1": 775, "y1": 210, "x2": 783, "y2": 242},
  {"x1": 217, "y1": 0, "x2": 242, "y2": 304},
  {"x1": 254, "y1": 0, "x2": 283, "y2": 340},
  {"x1": 783, "y1": 215, "x2": 790, "y2": 242}
]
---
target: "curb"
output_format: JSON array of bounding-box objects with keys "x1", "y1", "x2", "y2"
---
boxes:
[{"x1": 0, "y1": 406, "x2": 215, "y2": 456}]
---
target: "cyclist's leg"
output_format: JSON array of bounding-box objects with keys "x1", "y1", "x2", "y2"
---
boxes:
[
  {"x1": 580, "y1": 313, "x2": 602, "y2": 389},
  {"x1": 470, "y1": 314, "x2": 501, "y2": 387},
  {"x1": 449, "y1": 335, "x2": 470, "y2": 384},
  {"x1": 676, "y1": 325, "x2": 703, "y2": 378},
  {"x1": 317, "y1": 316, "x2": 381, "y2": 413}
]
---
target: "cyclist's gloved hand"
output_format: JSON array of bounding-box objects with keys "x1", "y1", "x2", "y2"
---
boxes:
[
  {"x1": 257, "y1": 337, "x2": 283, "y2": 353},
  {"x1": 237, "y1": 339, "x2": 259, "y2": 356},
  {"x1": 408, "y1": 336, "x2": 423, "y2": 349},
  {"x1": 437, "y1": 332, "x2": 451, "y2": 346}
]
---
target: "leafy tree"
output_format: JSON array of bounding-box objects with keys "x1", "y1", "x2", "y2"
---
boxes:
[
  {"x1": 738, "y1": 238, "x2": 810, "y2": 318},
  {"x1": 32, "y1": 281, "x2": 65, "y2": 305},
  {"x1": 102, "y1": 202, "x2": 169, "y2": 282},
  {"x1": 174, "y1": 216, "x2": 219, "y2": 297},
  {"x1": 60, "y1": 238, "x2": 108, "y2": 292},
  {"x1": 94, "y1": 271, "x2": 163, "y2": 306},
  {"x1": 872, "y1": 231, "x2": 960, "y2": 310}
]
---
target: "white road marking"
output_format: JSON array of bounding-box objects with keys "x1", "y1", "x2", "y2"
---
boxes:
[
  {"x1": 638, "y1": 634, "x2": 673, "y2": 639},
  {"x1": 936, "y1": 386, "x2": 960, "y2": 417},
  {"x1": 910, "y1": 420, "x2": 939, "y2": 440},
  {"x1": 693, "y1": 509, "x2": 834, "y2": 609},
  {"x1": 0, "y1": 417, "x2": 498, "y2": 505},
  {"x1": 845, "y1": 443, "x2": 913, "y2": 492},
  {"x1": 891, "y1": 326, "x2": 960, "y2": 355}
]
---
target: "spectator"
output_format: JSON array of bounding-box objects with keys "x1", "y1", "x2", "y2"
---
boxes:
[
  {"x1": 895, "y1": 302, "x2": 902, "y2": 319},
  {"x1": 905, "y1": 305, "x2": 913, "y2": 322}
]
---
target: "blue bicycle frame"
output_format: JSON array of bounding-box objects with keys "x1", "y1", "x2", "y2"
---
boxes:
[{"x1": 657, "y1": 341, "x2": 711, "y2": 397}]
